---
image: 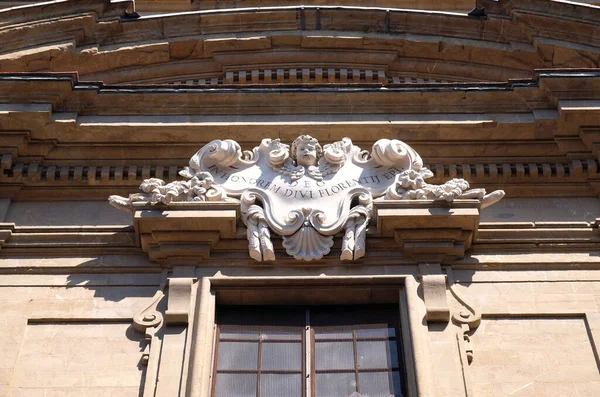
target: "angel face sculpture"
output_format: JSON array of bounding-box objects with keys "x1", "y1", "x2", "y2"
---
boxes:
[
  {"x1": 268, "y1": 135, "x2": 345, "y2": 181},
  {"x1": 292, "y1": 135, "x2": 322, "y2": 168}
]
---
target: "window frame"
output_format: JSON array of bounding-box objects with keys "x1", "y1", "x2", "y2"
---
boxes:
[
  {"x1": 186, "y1": 276, "x2": 431, "y2": 397},
  {"x1": 309, "y1": 305, "x2": 405, "y2": 397},
  {"x1": 211, "y1": 306, "x2": 307, "y2": 397},
  {"x1": 211, "y1": 304, "x2": 406, "y2": 397}
]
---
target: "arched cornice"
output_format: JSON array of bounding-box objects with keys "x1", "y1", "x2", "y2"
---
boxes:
[{"x1": 0, "y1": 0, "x2": 599, "y2": 84}]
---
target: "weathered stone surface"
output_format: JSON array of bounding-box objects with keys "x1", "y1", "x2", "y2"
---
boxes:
[{"x1": 0, "y1": 0, "x2": 600, "y2": 396}]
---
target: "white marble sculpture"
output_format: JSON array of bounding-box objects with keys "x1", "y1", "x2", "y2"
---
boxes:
[
  {"x1": 109, "y1": 136, "x2": 505, "y2": 261},
  {"x1": 385, "y1": 168, "x2": 505, "y2": 209},
  {"x1": 108, "y1": 171, "x2": 229, "y2": 213}
]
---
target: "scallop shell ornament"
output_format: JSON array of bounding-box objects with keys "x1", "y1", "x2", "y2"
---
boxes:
[{"x1": 282, "y1": 225, "x2": 334, "y2": 261}]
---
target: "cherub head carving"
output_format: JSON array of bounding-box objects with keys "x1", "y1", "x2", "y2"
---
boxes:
[
  {"x1": 291, "y1": 135, "x2": 322, "y2": 168},
  {"x1": 267, "y1": 135, "x2": 345, "y2": 181}
]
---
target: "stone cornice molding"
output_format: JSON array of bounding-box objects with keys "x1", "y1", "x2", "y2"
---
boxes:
[
  {"x1": 1, "y1": 1, "x2": 600, "y2": 83},
  {"x1": 477, "y1": 0, "x2": 600, "y2": 21},
  {"x1": 2, "y1": 71, "x2": 600, "y2": 116},
  {"x1": 0, "y1": 0, "x2": 132, "y2": 26}
]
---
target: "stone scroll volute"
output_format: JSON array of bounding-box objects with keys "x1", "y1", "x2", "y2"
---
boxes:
[{"x1": 109, "y1": 136, "x2": 505, "y2": 262}]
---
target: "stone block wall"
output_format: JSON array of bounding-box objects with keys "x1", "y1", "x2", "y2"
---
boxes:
[
  {"x1": 0, "y1": 282, "x2": 158, "y2": 397},
  {"x1": 456, "y1": 275, "x2": 600, "y2": 397},
  {"x1": 0, "y1": 201, "x2": 599, "y2": 397}
]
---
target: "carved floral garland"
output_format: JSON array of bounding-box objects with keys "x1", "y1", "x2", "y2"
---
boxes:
[{"x1": 109, "y1": 171, "x2": 230, "y2": 213}]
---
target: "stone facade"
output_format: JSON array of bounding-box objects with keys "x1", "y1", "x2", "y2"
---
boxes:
[{"x1": 2, "y1": 0, "x2": 600, "y2": 396}]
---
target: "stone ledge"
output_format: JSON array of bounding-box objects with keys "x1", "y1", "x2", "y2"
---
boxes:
[
  {"x1": 374, "y1": 200, "x2": 481, "y2": 261},
  {"x1": 132, "y1": 202, "x2": 239, "y2": 265}
]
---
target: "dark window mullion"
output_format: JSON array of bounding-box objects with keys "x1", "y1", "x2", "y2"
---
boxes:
[
  {"x1": 353, "y1": 329, "x2": 360, "y2": 393},
  {"x1": 305, "y1": 308, "x2": 311, "y2": 397},
  {"x1": 317, "y1": 337, "x2": 395, "y2": 342},
  {"x1": 314, "y1": 369, "x2": 356, "y2": 374},
  {"x1": 254, "y1": 339, "x2": 301, "y2": 343},
  {"x1": 219, "y1": 370, "x2": 302, "y2": 374},
  {"x1": 211, "y1": 326, "x2": 221, "y2": 397},
  {"x1": 356, "y1": 368, "x2": 398, "y2": 373},
  {"x1": 257, "y1": 330, "x2": 262, "y2": 397},
  {"x1": 310, "y1": 322, "x2": 316, "y2": 397},
  {"x1": 220, "y1": 338, "x2": 261, "y2": 342}
]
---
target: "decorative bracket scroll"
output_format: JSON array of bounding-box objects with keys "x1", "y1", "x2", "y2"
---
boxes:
[
  {"x1": 133, "y1": 272, "x2": 197, "y2": 397},
  {"x1": 133, "y1": 279, "x2": 166, "y2": 366},
  {"x1": 447, "y1": 268, "x2": 481, "y2": 365}
]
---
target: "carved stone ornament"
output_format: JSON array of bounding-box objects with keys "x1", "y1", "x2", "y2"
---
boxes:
[
  {"x1": 109, "y1": 172, "x2": 231, "y2": 213},
  {"x1": 109, "y1": 136, "x2": 505, "y2": 261}
]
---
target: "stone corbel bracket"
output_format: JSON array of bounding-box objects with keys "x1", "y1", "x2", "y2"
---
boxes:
[
  {"x1": 132, "y1": 202, "x2": 239, "y2": 266},
  {"x1": 165, "y1": 277, "x2": 194, "y2": 325},
  {"x1": 373, "y1": 199, "x2": 481, "y2": 262},
  {"x1": 418, "y1": 263, "x2": 450, "y2": 322}
]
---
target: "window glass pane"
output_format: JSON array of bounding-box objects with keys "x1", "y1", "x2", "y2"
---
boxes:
[
  {"x1": 356, "y1": 326, "x2": 396, "y2": 339},
  {"x1": 217, "y1": 306, "x2": 305, "y2": 327},
  {"x1": 359, "y1": 371, "x2": 403, "y2": 397},
  {"x1": 217, "y1": 341, "x2": 258, "y2": 370},
  {"x1": 220, "y1": 326, "x2": 260, "y2": 340},
  {"x1": 314, "y1": 326, "x2": 353, "y2": 340},
  {"x1": 214, "y1": 373, "x2": 257, "y2": 397},
  {"x1": 260, "y1": 374, "x2": 302, "y2": 397},
  {"x1": 315, "y1": 341, "x2": 355, "y2": 370},
  {"x1": 214, "y1": 304, "x2": 405, "y2": 397},
  {"x1": 261, "y1": 342, "x2": 302, "y2": 371},
  {"x1": 261, "y1": 327, "x2": 302, "y2": 341},
  {"x1": 357, "y1": 340, "x2": 399, "y2": 369},
  {"x1": 315, "y1": 372, "x2": 356, "y2": 397}
]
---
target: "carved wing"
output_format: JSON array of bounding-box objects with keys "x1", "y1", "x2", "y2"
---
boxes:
[
  {"x1": 316, "y1": 161, "x2": 341, "y2": 179},
  {"x1": 267, "y1": 139, "x2": 305, "y2": 180},
  {"x1": 267, "y1": 139, "x2": 290, "y2": 168},
  {"x1": 306, "y1": 165, "x2": 324, "y2": 181},
  {"x1": 318, "y1": 140, "x2": 347, "y2": 179},
  {"x1": 278, "y1": 159, "x2": 305, "y2": 180}
]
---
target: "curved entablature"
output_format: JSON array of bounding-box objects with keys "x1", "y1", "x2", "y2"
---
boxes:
[
  {"x1": 0, "y1": 0, "x2": 599, "y2": 85},
  {"x1": 1, "y1": 70, "x2": 600, "y2": 201}
]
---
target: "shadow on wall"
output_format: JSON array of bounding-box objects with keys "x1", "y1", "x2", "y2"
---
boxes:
[
  {"x1": 63, "y1": 255, "x2": 163, "y2": 302},
  {"x1": 4, "y1": 201, "x2": 133, "y2": 227},
  {"x1": 480, "y1": 197, "x2": 600, "y2": 223}
]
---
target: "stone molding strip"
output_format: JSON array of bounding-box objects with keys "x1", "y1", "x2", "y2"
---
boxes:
[
  {"x1": 3, "y1": 216, "x2": 600, "y2": 261},
  {"x1": 477, "y1": 221, "x2": 600, "y2": 246},
  {"x1": 0, "y1": 223, "x2": 137, "y2": 251}
]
